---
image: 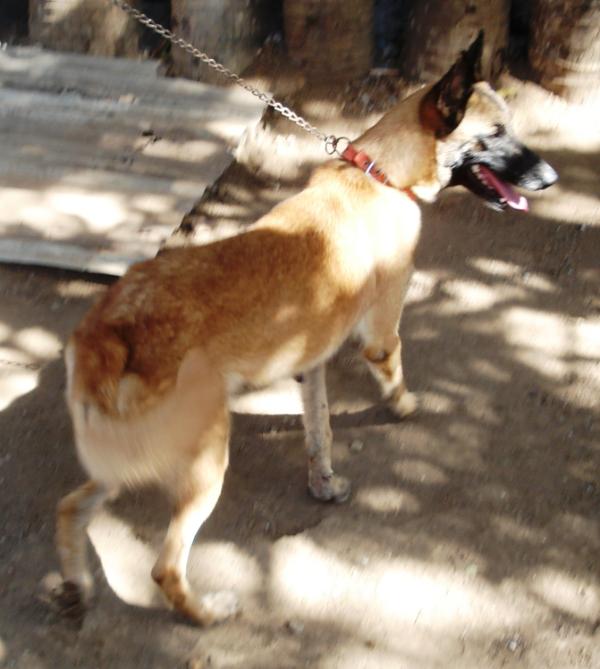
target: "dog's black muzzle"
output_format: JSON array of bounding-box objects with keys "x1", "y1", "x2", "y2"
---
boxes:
[
  {"x1": 466, "y1": 134, "x2": 558, "y2": 191},
  {"x1": 506, "y1": 144, "x2": 558, "y2": 191},
  {"x1": 449, "y1": 130, "x2": 558, "y2": 211}
]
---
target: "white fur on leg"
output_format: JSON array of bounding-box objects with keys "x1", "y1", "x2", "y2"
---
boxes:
[
  {"x1": 389, "y1": 388, "x2": 419, "y2": 418},
  {"x1": 301, "y1": 365, "x2": 351, "y2": 503},
  {"x1": 152, "y1": 477, "x2": 240, "y2": 625}
]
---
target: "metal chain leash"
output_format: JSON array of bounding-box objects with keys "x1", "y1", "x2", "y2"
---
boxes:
[{"x1": 109, "y1": 0, "x2": 339, "y2": 152}]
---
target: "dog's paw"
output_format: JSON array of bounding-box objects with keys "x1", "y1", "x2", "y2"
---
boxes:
[
  {"x1": 309, "y1": 472, "x2": 352, "y2": 504},
  {"x1": 199, "y1": 590, "x2": 241, "y2": 625},
  {"x1": 389, "y1": 390, "x2": 419, "y2": 418},
  {"x1": 53, "y1": 578, "x2": 91, "y2": 622}
]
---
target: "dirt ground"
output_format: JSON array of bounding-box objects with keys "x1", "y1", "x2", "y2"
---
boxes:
[{"x1": 1, "y1": 48, "x2": 599, "y2": 668}]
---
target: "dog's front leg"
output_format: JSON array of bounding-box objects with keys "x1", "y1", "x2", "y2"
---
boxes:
[
  {"x1": 300, "y1": 364, "x2": 351, "y2": 503},
  {"x1": 360, "y1": 268, "x2": 419, "y2": 418}
]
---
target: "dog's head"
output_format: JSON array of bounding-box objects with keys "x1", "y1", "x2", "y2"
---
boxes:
[{"x1": 418, "y1": 31, "x2": 557, "y2": 210}]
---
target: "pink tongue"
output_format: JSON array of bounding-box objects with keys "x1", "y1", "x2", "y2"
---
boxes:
[{"x1": 479, "y1": 165, "x2": 528, "y2": 211}]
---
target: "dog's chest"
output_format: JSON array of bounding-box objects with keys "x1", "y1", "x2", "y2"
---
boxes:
[{"x1": 364, "y1": 187, "x2": 422, "y2": 268}]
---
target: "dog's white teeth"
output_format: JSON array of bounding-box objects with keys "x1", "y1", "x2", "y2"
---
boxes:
[
  {"x1": 471, "y1": 164, "x2": 496, "y2": 192},
  {"x1": 471, "y1": 165, "x2": 487, "y2": 183}
]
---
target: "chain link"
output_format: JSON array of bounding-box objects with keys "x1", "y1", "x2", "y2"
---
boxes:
[{"x1": 109, "y1": 0, "x2": 336, "y2": 147}]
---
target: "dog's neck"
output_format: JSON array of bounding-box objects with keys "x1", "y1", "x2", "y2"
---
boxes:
[
  {"x1": 352, "y1": 88, "x2": 441, "y2": 201},
  {"x1": 339, "y1": 143, "x2": 418, "y2": 201}
]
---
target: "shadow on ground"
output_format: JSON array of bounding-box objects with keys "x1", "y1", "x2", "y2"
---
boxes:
[
  {"x1": 0, "y1": 46, "x2": 599, "y2": 667},
  {"x1": 1, "y1": 139, "x2": 599, "y2": 666}
]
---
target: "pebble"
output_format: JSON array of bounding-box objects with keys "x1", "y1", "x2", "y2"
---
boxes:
[
  {"x1": 465, "y1": 563, "x2": 479, "y2": 577},
  {"x1": 187, "y1": 658, "x2": 209, "y2": 669},
  {"x1": 285, "y1": 619, "x2": 305, "y2": 635},
  {"x1": 40, "y1": 571, "x2": 63, "y2": 595},
  {"x1": 505, "y1": 634, "x2": 525, "y2": 654},
  {"x1": 350, "y1": 439, "x2": 364, "y2": 453}
]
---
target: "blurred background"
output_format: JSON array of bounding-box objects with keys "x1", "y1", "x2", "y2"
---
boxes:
[{"x1": 0, "y1": 0, "x2": 597, "y2": 103}]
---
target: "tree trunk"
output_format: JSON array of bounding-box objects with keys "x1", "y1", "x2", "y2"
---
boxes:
[
  {"x1": 283, "y1": 0, "x2": 374, "y2": 82},
  {"x1": 28, "y1": 0, "x2": 142, "y2": 57},
  {"x1": 169, "y1": 0, "x2": 275, "y2": 83},
  {"x1": 529, "y1": 0, "x2": 600, "y2": 102},
  {"x1": 400, "y1": 0, "x2": 509, "y2": 83}
]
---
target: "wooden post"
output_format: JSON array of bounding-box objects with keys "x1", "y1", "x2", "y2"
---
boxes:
[
  {"x1": 170, "y1": 0, "x2": 275, "y2": 83},
  {"x1": 283, "y1": 0, "x2": 374, "y2": 82},
  {"x1": 28, "y1": 0, "x2": 142, "y2": 57},
  {"x1": 400, "y1": 0, "x2": 509, "y2": 83}
]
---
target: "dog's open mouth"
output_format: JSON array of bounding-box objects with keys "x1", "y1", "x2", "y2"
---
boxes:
[{"x1": 455, "y1": 163, "x2": 529, "y2": 212}]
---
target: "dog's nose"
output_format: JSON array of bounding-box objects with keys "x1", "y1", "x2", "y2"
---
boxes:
[{"x1": 538, "y1": 161, "x2": 558, "y2": 188}]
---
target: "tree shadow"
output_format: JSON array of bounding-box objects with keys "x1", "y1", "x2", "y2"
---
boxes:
[{"x1": 1, "y1": 151, "x2": 599, "y2": 660}]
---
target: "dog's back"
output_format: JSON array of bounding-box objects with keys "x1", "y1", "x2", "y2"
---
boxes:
[{"x1": 67, "y1": 164, "x2": 419, "y2": 417}]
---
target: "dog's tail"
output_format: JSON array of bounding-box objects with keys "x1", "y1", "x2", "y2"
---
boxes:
[{"x1": 66, "y1": 325, "x2": 129, "y2": 416}]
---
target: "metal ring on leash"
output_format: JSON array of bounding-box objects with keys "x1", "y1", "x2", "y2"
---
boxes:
[{"x1": 324, "y1": 136, "x2": 351, "y2": 157}]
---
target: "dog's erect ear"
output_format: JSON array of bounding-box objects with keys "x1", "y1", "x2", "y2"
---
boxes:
[{"x1": 419, "y1": 30, "x2": 484, "y2": 138}]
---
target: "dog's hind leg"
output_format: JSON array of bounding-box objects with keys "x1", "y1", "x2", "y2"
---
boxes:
[
  {"x1": 360, "y1": 267, "x2": 419, "y2": 418},
  {"x1": 151, "y1": 407, "x2": 239, "y2": 626},
  {"x1": 301, "y1": 364, "x2": 351, "y2": 503},
  {"x1": 56, "y1": 480, "x2": 115, "y2": 615}
]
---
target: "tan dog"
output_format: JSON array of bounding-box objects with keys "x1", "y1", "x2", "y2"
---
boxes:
[{"x1": 56, "y1": 33, "x2": 557, "y2": 626}]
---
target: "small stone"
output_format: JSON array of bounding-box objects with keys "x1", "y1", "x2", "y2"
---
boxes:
[
  {"x1": 465, "y1": 563, "x2": 479, "y2": 577},
  {"x1": 285, "y1": 619, "x2": 304, "y2": 635},
  {"x1": 350, "y1": 439, "x2": 364, "y2": 453},
  {"x1": 505, "y1": 634, "x2": 525, "y2": 654},
  {"x1": 187, "y1": 658, "x2": 209, "y2": 669},
  {"x1": 40, "y1": 571, "x2": 63, "y2": 594}
]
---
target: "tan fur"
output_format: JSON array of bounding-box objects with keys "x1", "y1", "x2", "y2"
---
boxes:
[{"x1": 56, "y1": 64, "x2": 513, "y2": 625}]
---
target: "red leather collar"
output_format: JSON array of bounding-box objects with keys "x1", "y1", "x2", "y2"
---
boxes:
[{"x1": 340, "y1": 143, "x2": 417, "y2": 202}]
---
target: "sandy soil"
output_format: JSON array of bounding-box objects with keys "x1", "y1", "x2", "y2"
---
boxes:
[{"x1": 0, "y1": 48, "x2": 599, "y2": 668}]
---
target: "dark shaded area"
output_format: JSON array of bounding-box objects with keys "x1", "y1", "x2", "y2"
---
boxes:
[
  {"x1": 373, "y1": 0, "x2": 407, "y2": 68},
  {"x1": 508, "y1": 0, "x2": 533, "y2": 62},
  {"x1": 138, "y1": 0, "x2": 172, "y2": 56},
  {"x1": 0, "y1": 0, "x2": 28, "y2": 43}
]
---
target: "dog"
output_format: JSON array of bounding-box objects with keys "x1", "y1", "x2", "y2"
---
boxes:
[{"x1": 55, "y1": 32, "x2": 557, "y2": 626}]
